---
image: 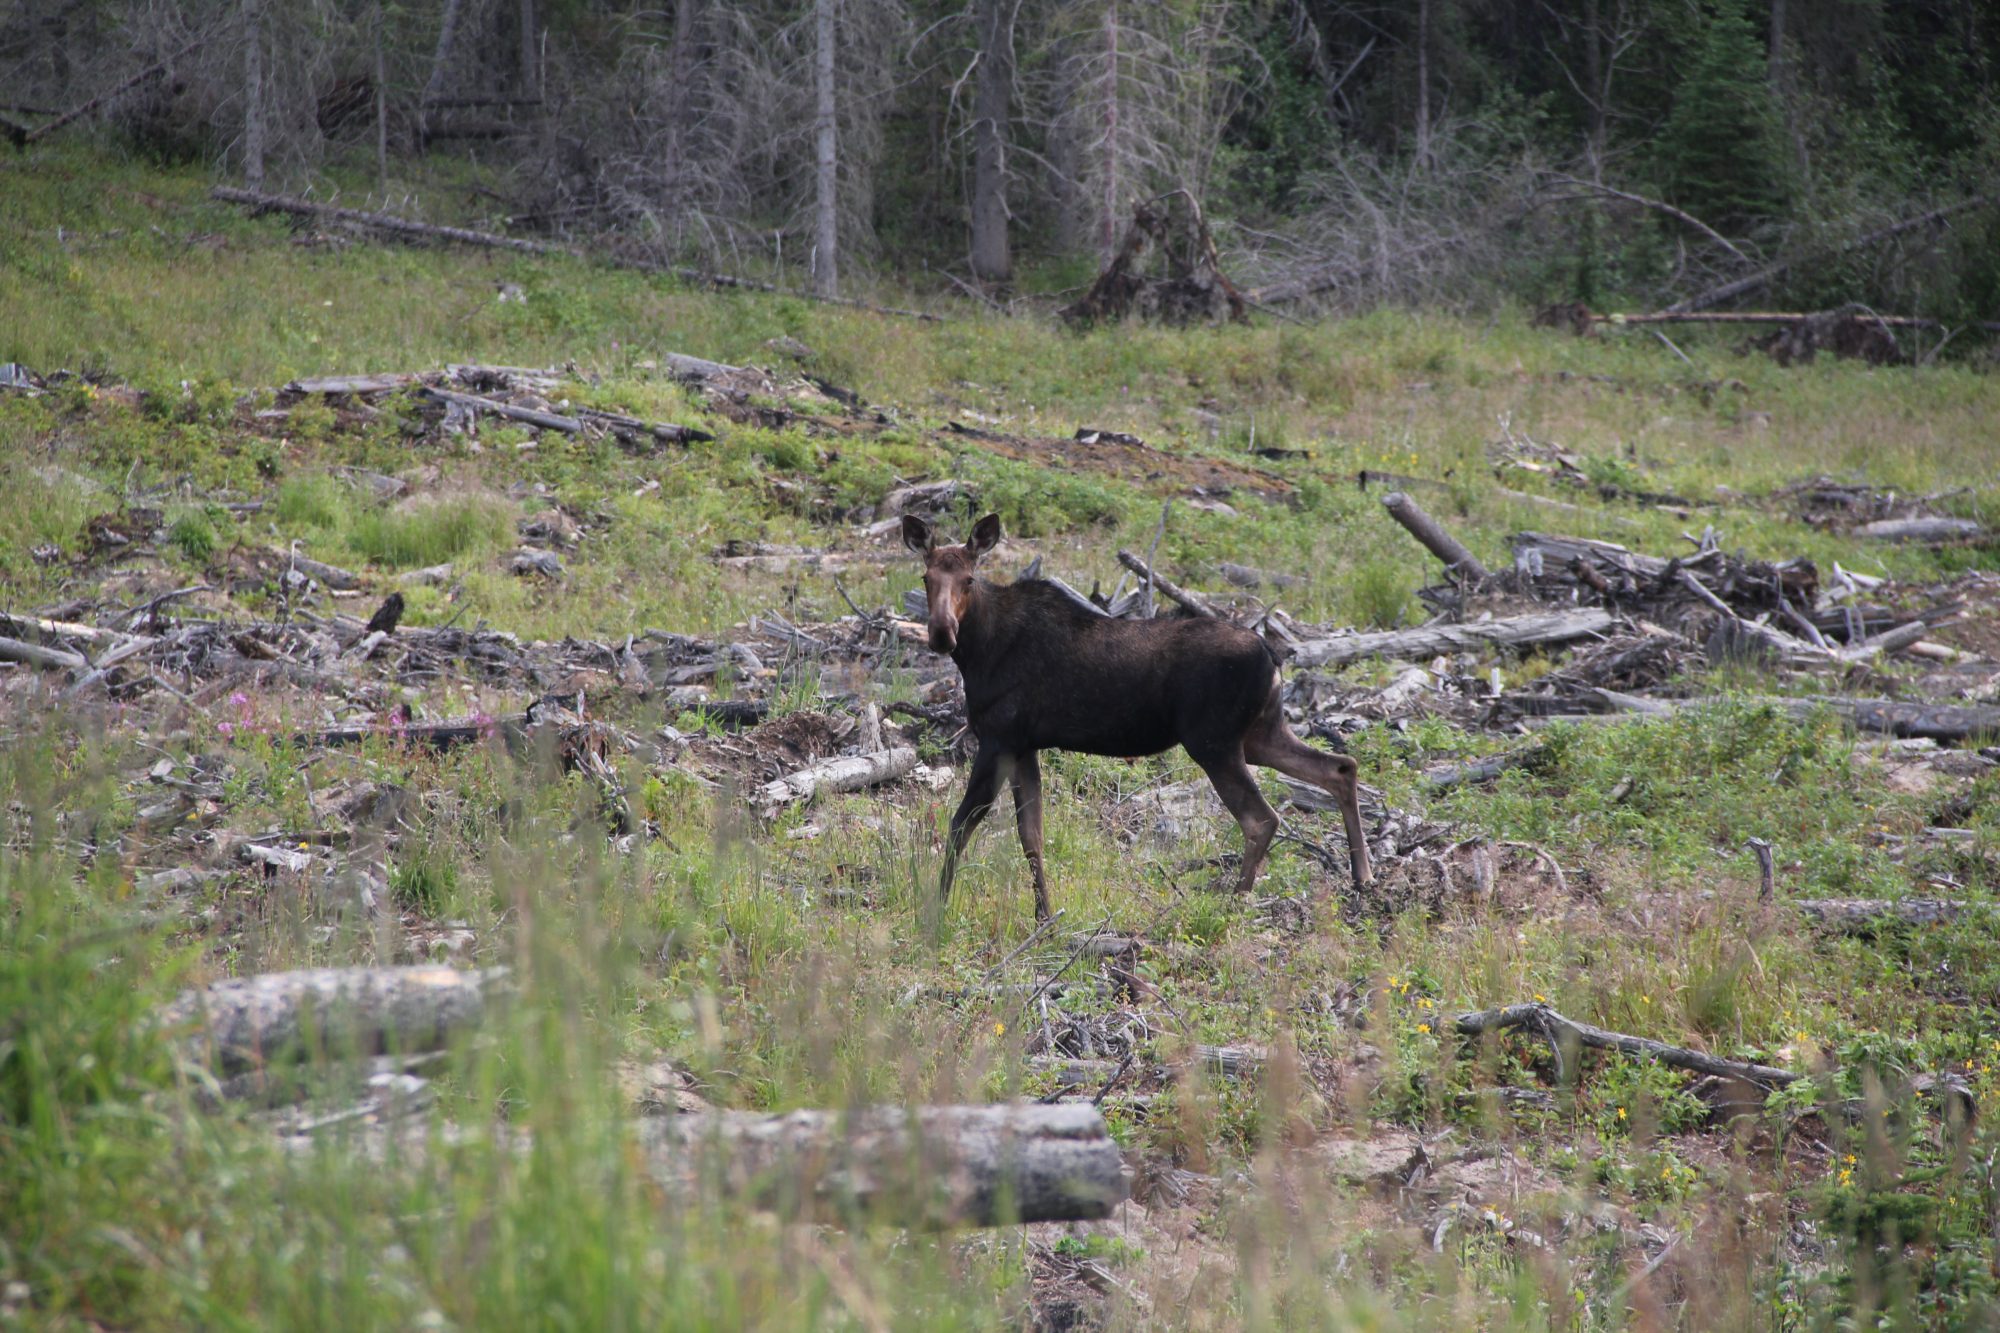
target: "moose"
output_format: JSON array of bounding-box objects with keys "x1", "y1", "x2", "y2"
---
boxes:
[{"x1": 905, "y1": 512, "x2": 1371, "y2": 921}]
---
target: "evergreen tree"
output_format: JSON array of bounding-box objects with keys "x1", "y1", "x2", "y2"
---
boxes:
[{"x1": 1654, "y1": 1, "x2": 1789, "y2": 230}]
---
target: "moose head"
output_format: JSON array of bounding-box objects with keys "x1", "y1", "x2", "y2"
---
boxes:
[{"x1": 902, "y1": 512, "x2": 1001, "y2": 655}]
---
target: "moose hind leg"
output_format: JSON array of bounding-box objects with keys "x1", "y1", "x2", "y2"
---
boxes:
[
  {"x1": 941, "y1": 746, "x2": 1008, "y2": 903},
  {"x1": 1191, "y1": 746, "x2": 1280, "y2": 896},
  {"x1": 1010, "y1": 751, "x2": 1051, "y2": 922},
  {"x1": 1243, "y1": 708, "x2": 1372, "y2": 888}
]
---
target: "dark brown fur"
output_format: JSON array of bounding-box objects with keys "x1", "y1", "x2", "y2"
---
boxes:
[{"x1": 906, "y1": 513, "x2": 1371, "y2": 921}]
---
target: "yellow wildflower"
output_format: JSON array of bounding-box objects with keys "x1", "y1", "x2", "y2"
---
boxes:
[
  {"x1": 1417, "y1": 1023, "x2": 1432, "y2": 1034},
  {"x1": 993, "y1": 1021, "x2": 1005, "y2": 1037}
]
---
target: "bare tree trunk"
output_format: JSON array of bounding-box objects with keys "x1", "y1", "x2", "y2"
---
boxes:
[
  {"x1": 242, "y1": 0, "x2": 265, "y2": 190},
  {"x1": 1100, "y1": 2, "x2": 1120, "y2": 265},
  {"x1": 420, "y1": 0, "x2": 467, "y2": 147},
  {"x1": 660, "y1": 0, "x2": 697, "y2": 248},
  {"x1": 518, "y1": 0, "x2": 538, "y2": 99},
  {"x1": 1581, "y1": 0, "x2": 1603, "y2": 162},
  {"x1": 1413, "y1": 0, "x2": 1431, "y2": 169},
  {"x1": 969, "y1": 0, "x2": 1014, "y2": 284},
  {"x1": 373, "y1": 0, "x2": 389, "y2": 191},
  {"x1": 813, "y1": 0, "x2": 840, "y2": 298}
]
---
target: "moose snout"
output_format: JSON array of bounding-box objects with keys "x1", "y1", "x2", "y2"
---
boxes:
[{"x1": 928, "y1": 620, "x2": 958, "y2": 654}]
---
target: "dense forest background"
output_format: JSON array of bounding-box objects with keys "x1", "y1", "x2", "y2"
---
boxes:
[{"x1": 5, "y1": 0, "x2": 1998, "y2": 320}]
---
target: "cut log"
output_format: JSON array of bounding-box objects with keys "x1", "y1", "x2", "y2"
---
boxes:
[
  {"x1": 638, "y1": 1102, "x2": 1127, "y2": 1227},
  {"x1": 1115, "y1": 550, "x2": 1217, "y2": 618},
  {"x1": 283, "y1": 551, "x2": 362, "y2": 590},
  {"x1": 1854, "y1": 517, "x2": 1988, "y2": 544},
  {"x1": 161, "y1": 966, "x2": 503, "y2": 1075},
  {"x1": 287, "y1": 373, "x2": 419, "y2": 395},
  {"x1": 1455, "y1": 1001, "x2": 1798, "y2": 1086},
  {"x1": 1381, "y1": 492, "x2": 1489, "y2": 580},
  {"x1": 1288, "y1": 608, "x2": 1614, "y2": 669},
  {"x1": 757, "y1": 746, "x2": 917, "y2": 809}
]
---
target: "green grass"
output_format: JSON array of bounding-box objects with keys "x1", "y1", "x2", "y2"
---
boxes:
[{"x1": 5, "y1": 141, "x2": 2000, "y2": 1329}]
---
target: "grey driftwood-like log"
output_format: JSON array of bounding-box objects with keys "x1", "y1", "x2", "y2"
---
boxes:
[
  {"x1": 418, "y1": 386, "x2": 582, "y2": 433},
  {"x1": 757, "y1": 746, "x2": 917, "y2": 809},
  {"x1": 638, "y1": 1103, "x2": 1127, "y2": 1227},
  {"x1": 1115, "y1": 549, "x2": 1217, "y2": 618},
  {"x1": 1288, "y1": 608, "x2": 1615, "y2": 668},
  {"x1": 1854, "y1": 517, "x2": 1988, "y2": 544},
  {"x1": 288, "y1": 372, "x2": 419, "y2": 395},
  {"x1": 1381, "y1": 491, "x2": 1490, "y2": 580},
  {"x1": 1455, "y1": 1002, "x2": 1799, "y2": 1086},
  {"x1": 161, "y1": 966, "x2": 503, "y2": 1075},
  {"x1": 284, "y1": 551, "x2": 362, "y2": 591},
  {"x1": 0, "y1": 633, "x2": 88, "y2": 672}
]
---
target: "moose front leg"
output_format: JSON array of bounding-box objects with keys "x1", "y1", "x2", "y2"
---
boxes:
[
  {"x1": 1010, "y1": 750, "x2": 1051, "y2": 922},
  {"x1": 940, "y1": 744, "x2": 1008, "y2": 904}
]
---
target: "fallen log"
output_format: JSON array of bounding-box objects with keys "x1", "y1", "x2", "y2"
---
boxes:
[
  {"x1": 639, "y1": 1102, "x2": 1129, "y2": 1227},
  {"x1": 161, "y1": 966, "x2": 502, "y2": 1075},
  {"x1": 209, "y1": 188, "x2": 943, "y2": 322},
  {"x1": 1665, "y1": 192, "x2": 2000, "y2": 314},
  {"x1": 0, "y1": 633, "x2": 88, "y2": 672},
  {"x1": 11, "y1": 36, "x2": 204, "y2": 147},
  {"x1": 757, "y1": 747, "x2": 917, "y2": 809},
  {"x1": 1381, "y1": 492, "x2": 1489, "y2": 581},
  {"x1": 1424, "y1": 745, "x2": 1546, "y2": 791},
  {"x1": 418, "y1": 386, "x2": 581, "y2": 433},
  {"x1": 1455, "y1": 1001, "x2": 1798, "y2": 1086},
  {"x1": 283, "y1": 551, "x2": 362, "y2": 591},
  {"x1": 287, "y1": 373, "x2": 420, "y2": 395},
  {"x1": 1854, "y1": 517, "x2": 1988, "y2": 544},
  {"x1": 1795, "y1": 898, "x2": 1974, "y2": 931},
  {"x1": 1115, "y1": 550, "x2": 1216, "y2": 618},
  {"x1": 1288, "y1": 608, "x2": 1615, "y2": 669}
]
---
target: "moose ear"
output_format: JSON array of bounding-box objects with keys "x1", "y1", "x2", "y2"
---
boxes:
[
  {"x1": 966, "y1": 513, "x2": 1002, "y2": 558},
  {"x1": 901, "y1": 513, "x2": 935, "y2": 554}
]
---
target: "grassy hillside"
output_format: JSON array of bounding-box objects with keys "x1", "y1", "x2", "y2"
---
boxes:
[{"x1": 5, "y1": 146, "x2": 2000, "y2": 1329}]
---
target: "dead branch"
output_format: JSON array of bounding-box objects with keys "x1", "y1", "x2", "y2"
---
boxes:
[
  {"x1": 1455, "y1": 1001, "x2": 1797, "y2": 1086},
  {"x1": 1380, "y1": 491, "x2": 1489, "y2": 580},
  {"x1": 1114, "y1": 550, "x2": 1216, "y2": 618}
]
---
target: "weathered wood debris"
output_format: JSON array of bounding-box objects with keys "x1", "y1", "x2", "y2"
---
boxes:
[{"x1": 163, "y1": 966, "x2": 1126, "y2": 1229}]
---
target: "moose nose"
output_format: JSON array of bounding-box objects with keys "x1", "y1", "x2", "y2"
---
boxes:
[{"x1": 929, "y1": 625, "x2": 957, "y2": 654}]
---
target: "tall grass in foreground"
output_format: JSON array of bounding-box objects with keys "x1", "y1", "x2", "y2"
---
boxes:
[{"x1": 6, "y1": 704, "x2": 1998, "y2": 1328}]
